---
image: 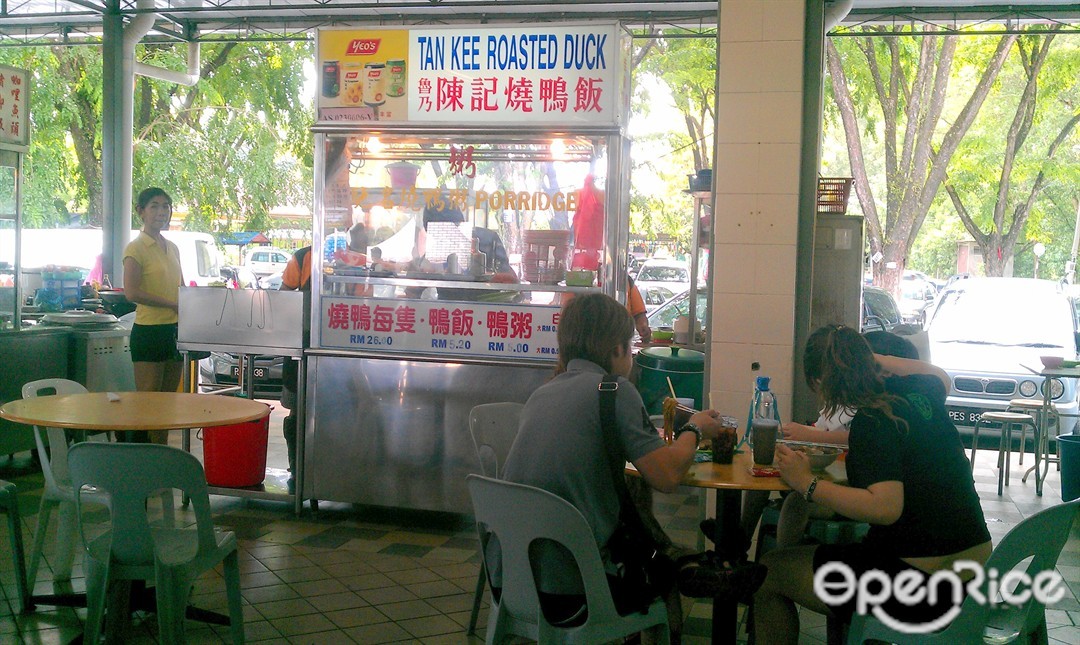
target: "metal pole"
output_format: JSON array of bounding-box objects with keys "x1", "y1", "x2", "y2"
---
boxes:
[{"x1": 1069, "y1": 197, "x2": 1080, "y2": 283}]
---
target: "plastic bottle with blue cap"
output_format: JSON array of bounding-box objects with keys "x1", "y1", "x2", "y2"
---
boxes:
[{"x1": 738, "y1": 375, "x2": 781, "y2": 450}]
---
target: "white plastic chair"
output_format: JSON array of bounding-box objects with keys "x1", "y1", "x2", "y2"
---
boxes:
[
  {"x1": 21, "y1": 378, "x2": 109, "y2": 584},
  {"x1": 466, "y1": 402, "x2": 524, "y2": 634},
  {"x1": 847, "y1": 499, "x2": 1080, "y2": 644},
  {"x1": 467, "y1": 474, "x2": 669, "y2": 644},
  {"x1": 67, "y1": 442, "x2": 244, "y2": 645}
]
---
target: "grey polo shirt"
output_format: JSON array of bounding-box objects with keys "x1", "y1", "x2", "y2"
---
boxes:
[{"x1": 501, "y1": 358, "x2": 665, "y2": 593}]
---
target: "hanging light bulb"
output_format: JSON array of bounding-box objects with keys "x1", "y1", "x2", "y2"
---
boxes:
[
  {"x1": 550, "y1": 137, "x2": 567, "y2": 160},
  {"x1": 367, "y1": 136, "x2": 385, "y2": 154}
]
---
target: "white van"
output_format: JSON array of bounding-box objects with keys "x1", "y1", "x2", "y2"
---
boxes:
[
  {"x1": 161, "y1": 231, "x2": 223, "y2": 286},
  {"x1": 0, "y1": 229, "x2": 224, "y2": 287}
]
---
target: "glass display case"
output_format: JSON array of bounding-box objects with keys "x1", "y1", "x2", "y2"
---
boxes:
[{"x1": 310, "y1": 129, "x2": 629, "y2": 363}]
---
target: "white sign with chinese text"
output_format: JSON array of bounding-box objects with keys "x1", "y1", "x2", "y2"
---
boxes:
[
  {"x1": 320, "y1": 297, "x2": 561, "y2": 360},
  {"x1": 408, "y1": 24, "x2": 620, "y2": 125},
  {"x1": 0, "y1": 65, "x2": 29, "y2": 149}
]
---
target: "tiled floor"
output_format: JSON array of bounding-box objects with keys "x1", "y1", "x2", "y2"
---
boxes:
[{"x1": 1, "y1": 407, "x2": 1080, "y2": 644}]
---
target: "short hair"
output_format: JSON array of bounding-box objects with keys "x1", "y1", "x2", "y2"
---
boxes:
[
  {"x1": 557, "y1": 293, "x2": 634, "y2": 373},
  {"x1": 136, "y1": 187, "x2": 172, "y2": 211},
  {"x1": 862, "y1": 331, "x2": 919, "y2": 360},
  {"x1": 422, "y1": 202, "x2": 465, "y2": 228}
]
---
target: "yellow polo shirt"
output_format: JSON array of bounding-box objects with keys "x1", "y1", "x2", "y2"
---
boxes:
[{"x1": 123, "y1": 232, "x2": 182, "y2": 325}]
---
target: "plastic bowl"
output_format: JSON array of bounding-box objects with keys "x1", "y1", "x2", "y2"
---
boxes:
[
  {"x1": 1041, "y1": 355, "x2": 1065, "y2": 370},
  {"x1": 653, "y1": 327, "x2": 674, "y2": 341},
  {"x1": 793, "y1": 445, "x2": 842, "y2": 471},
  {"x1": 565, "y1": 269, "x2": 595, "y2": 287}
]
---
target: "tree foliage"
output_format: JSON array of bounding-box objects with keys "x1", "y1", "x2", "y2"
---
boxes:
[
  {"x1": 0, "y1": 39, "x2": 312, "y2": 234},
  {"x1": 827, "y1": 27, "x2": 1016, "y2": 292},
  {"x1": 629, "y1": 30, "x2": 715, "y2": 251},
  {"x1": 942, "y1": 30, "x2": 1080, "y2": 278}
]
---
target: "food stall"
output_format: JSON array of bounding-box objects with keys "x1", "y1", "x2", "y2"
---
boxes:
[{"x1": 306, "y1": 23, "x2": 632, "y2": 512}]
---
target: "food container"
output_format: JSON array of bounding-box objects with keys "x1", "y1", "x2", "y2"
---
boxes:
[
  {"x1": 386, "y1": 162, "x2": 420, "y2": 189},
  {"x1": 522, "y1": 229, "x2": 569, "y2": 284},
  {"x1": 636, "y1": 345, "x2": 704, "y2": 415},
  {"x1": 652, "y1": 327, "x2": 674, "y2": 342},
  {"x1": 565, "y1": 269, "x2": 595, "y2": 287}
]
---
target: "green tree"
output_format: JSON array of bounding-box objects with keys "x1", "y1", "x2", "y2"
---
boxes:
[
  {"x1": 826, "y1": 27, "x2": 1017, "y2": 292},
  {"x1": 0, "y1": 40, "x2": 312, "y2": 233},
  {"x1": 942, "y1": 30, "x2": 1080, "y2": 277},
  {"x1": 630, "y1": 30, "x2": 715, "y2": 248}
]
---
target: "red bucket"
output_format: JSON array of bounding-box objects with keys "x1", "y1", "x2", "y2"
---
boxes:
[{"x1": 201, "y1": 407, "x2": 270, "y2": 487}]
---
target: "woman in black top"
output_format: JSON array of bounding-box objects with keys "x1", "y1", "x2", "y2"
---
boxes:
[{"x1": 753, "y1": 325, "x2": 991, "y2": 643}]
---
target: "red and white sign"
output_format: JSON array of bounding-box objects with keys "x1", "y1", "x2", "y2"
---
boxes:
[
  {"x1": 0, "y1": 65, "x2": 29, "y2": 149},
  {"x1": 408, "y1": 24, "x2": 621, "y2": 125},
  {"x1": 320, "y1": 297, "x2": 561, "y2": 360}
]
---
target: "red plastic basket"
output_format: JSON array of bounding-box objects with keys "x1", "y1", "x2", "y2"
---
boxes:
[{"x1": 817, "y1": 177, "x2": 853, "y2": 214}]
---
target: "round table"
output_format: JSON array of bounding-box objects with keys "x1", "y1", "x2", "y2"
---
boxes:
[
  {"x1": 0, "y1": 391, "x2": 269, "y2": 638},
  {"x1": 629, "y1": 447, "x2": 846, "y2": 644},
  {"x1": 0, "y1": 391, "x2": 269, "y2": 431}
]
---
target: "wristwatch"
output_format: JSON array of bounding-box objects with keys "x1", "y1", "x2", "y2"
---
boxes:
[{"x1": 676, "y1": 422, "x2": 702, "y2": 445}]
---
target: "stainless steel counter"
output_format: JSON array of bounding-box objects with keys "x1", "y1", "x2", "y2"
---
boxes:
[{"x1": 307, "y1": 353, "x2": 551, "y2": 513}]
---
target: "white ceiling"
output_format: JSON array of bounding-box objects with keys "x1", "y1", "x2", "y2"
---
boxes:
[{"x1": 0, "y1": 1, "x2": 1076, "y2": 42}]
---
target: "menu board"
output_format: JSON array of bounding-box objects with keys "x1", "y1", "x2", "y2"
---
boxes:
[
  {"x1": 0, "y1": 65, "x2": 29, "y2": 149},
  {"x1": 316, "y1": 23, "x2": 624, "y2": 127},
  {"x1": 320, "y1": 297, "x2": 561, "y2": 360}
]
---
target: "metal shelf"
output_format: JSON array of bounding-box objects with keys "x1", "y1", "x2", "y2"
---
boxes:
[{"x1": 323, "y1": 273, "x2": 598, "y2": 293}]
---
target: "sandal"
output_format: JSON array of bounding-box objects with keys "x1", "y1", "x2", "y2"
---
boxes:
[{"x1": 676, "y1": 551, "x2": 768, "y2": 602}]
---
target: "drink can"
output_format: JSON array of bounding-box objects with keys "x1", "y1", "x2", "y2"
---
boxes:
[
  {"x1": 386, "y1": 59, "x2": 406, "y2": 97},
  {"x1": 364, "y1": 63, "x2": 386, "y2": 107},
  {"x1": 321, "y1": 61, "x2": 340, "y2": 98},
  {"x1": 342, "y1": 62, "x2": 364, "y2": 105}
]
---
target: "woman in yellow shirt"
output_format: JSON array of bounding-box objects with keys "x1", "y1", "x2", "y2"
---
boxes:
[{"x1": 123, "y1": 188, "x2": 184, "y2": 438}]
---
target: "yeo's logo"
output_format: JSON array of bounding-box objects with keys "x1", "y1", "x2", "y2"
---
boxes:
[
  {"x1": 814, "y1": 560, "x2": 1065, "y2": 634},
  {"x1": 346, "y1": 39, "x2": 381, "y2": 56}
]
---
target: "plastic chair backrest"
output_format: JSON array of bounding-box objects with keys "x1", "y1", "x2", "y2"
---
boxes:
[
  {"x1": 848, "y1": 499, "x2": 1079, "y2": 643},
  {"x1": 979, "y1": 499, "x2": 1080, "y2": 639},
  {"x1": 468, "y1": 402, "x2": 524, "y2": 478},
  {"x1": 67, "y1": 442, "x2": 218, "y2": 566},
  {"x1": 21, "y1": 378, "x2": 89, "y2": 489},
  {"x1": 466, "y1": 474, "x2": 620, "y2": 627}
]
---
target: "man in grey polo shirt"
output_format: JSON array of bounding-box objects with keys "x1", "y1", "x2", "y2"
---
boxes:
[{"x1": 501, "y1": 293, "x2": 726, "y2": 632}]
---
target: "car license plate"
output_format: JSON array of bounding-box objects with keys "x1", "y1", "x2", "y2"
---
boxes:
[
  {"x1": 231, "y1": 366, "x2": 266, "y2": 379},
  {"x1": 947, "y1": 406, "x2": 991, "y2": 427}
]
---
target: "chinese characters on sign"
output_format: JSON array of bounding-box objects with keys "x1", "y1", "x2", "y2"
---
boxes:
[
  {"x1": 321, "y1": 298, "x2": 561, "y2": 359},
  {"x1": 315, "y1": 24, "x2": 622, "y2": 126},
  {"x1": 410, "y1": 27, "x2": 616, "y2": 124},
  {"x1": 0, "y1": 66, "x2": 29, "y2": 148}
]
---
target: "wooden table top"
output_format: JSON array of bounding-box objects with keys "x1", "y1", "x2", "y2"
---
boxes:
[
  {"x1": 628, "y1": 448, "x2": 847, "y2": 492},
  {"x1": 0, "y1": 392, "x2": 269, "y2": 431}
]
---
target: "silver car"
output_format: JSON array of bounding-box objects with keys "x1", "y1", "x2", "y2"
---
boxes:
[{"x1": 927, "y1": 277, "x2": 1079, "y2": 433}]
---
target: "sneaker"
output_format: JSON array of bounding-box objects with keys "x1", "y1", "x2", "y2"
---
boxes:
[{"x1": 677, "y1": 551, "x2": 768, "y2": 602}]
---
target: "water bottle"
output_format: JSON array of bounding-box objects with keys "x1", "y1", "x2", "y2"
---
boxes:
[{"x1": 740, "y1": 376, "x2": 781, "y2": 449}]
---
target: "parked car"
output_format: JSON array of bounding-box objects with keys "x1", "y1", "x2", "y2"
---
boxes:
[
  {"x1": 645, "y1": 289, "x2": 708, "y2": 344},
  {"x1": 641, "y1": 285, "x2": 675, "y2": 313},
  {"x1": 897, "y1": 277, "x2": 938, "y2": 326},
  {"x1": 243, "y1": 246, "x2": 291, "y2": 277},
  {"x1": 862, "y1": 285, "x2": 903, "y2": 332},
  {"x1": 927, "y1": 277, "x2": 1079, "y2": 434},
  {"x1": 200, "y1": 352, "x2": 285, "y2": 400},
  {"x1": 634, "y1": 259, "x2": 691, "y2": 295}
]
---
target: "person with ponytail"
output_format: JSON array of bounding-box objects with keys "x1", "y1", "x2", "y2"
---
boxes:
[{"x1": 752, "y1": 325, "x2": 990, "y2": 643}]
